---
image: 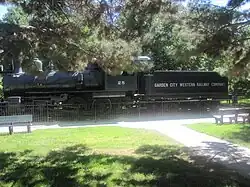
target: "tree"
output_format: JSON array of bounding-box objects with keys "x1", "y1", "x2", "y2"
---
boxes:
[
  {"x1": 227, "y1": 0, "x2": 250, "y2": 7},
  {"x1": 0, "y1": 0, "x2": 190, "y2": 75},
  {"x1": 141, "y1": 5, "x2": 213, "y2": 71},
  {"x1": 2, "y1": 6, "x2": 29, "y2": 25},
  {"x1": 186, "y1": 0, "x2": 250, "y2": 78},
  {"x1": 1, "y1": 0, "x2": 248, "y2": 77}
]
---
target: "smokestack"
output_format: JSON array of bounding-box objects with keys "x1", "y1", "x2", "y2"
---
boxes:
[{"x1": 33, "y1": 58, "x2": 43, "y2": 72}]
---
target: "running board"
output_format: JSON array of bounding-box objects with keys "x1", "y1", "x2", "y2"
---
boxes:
[{"x1": 93, "y1": 92, "x2": 126, "y2": 98}]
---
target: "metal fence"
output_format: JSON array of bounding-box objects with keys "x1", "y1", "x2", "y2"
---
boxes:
[{"x1": 0, "y1": 100, "x2": 216, "y2": 123}]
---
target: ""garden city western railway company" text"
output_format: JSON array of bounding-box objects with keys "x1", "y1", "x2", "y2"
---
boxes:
[{"x1": 154, "y1": 82, "x2": 225, "y2": 88}]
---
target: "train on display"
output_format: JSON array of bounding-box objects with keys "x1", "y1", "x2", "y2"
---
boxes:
[{"x1": 0, "y1": 56, "x2": 229, "y2": 114}]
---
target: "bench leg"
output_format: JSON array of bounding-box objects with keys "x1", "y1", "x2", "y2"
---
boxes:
[
  {"x1": 230, "y1": 117, "x2": 238, "y2": 124},
  {"x1": 215, "y1": 118, "x2": 221, "y2": 125},
  {"x1": 9, "y1": 123, "x2": 13, "y2": 135},
  {"x1": 27, "y1": 122, "x2": 32, "y2": 133},
  {"x1": 242, "y1": 117, "x2": 246, "y2": 124}
]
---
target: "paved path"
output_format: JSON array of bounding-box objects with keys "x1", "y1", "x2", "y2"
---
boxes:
[
  {"x1": 118, "y1": 119, "x2": 250, "y2": 178},
  {"x1": 1, "y1": 117, "x2": 250, "y2": 177}
]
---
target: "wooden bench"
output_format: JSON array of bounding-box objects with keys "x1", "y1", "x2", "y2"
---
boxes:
[
  {"x1": 238, "y1": 113, "x2": 250, "y2": 124},
  {"x1": 213, "y1": 113, "x2": 250, "y2": 124},
  {"x1": 213, "y1": 114, "x2": 236, "y2": 124},
  {"x1": 0, "y1": 115, "x2": 33, "y2": 135}
]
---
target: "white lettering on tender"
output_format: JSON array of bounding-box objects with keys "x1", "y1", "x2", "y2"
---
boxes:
[
  {"x1": 118, "y1": 80, "x2": 126, "y2": 85},
  {"x1": 170, "y1": 83, "x2": 178, "y2": 87},
  {"x1": 153, "y1": 82, "x2": 225, "y2": 88},
  {"x1": 197, "y1": 83, "x2": 209, "y2": 86},
  {"x1": 211, "y1": 83, "x2": 225, "y2": 87},
  {"x1": 179, "y1": 83, "x2": 196, "y2": 87},
  {"x1": 154, "y1": 83, "x2": 169, "y2": 88}
]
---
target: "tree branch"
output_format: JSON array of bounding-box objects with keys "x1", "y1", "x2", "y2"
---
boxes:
[{"x1": 219, "y1": 19, "x2": 250, "y2": 31}]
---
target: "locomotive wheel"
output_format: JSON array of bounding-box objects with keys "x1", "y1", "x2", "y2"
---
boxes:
[
  {"x1": 167, "y1": 102, "x2": 180, "y2": 113},
  {"x1": 92, "y1": 99, "x2": 112, "y2": 115},
  {"x1": 64, "y1": 97, "x2": 88, "y2": 111},
  {"x1": 0, "y1": 109, "x2": 6, "y2": 116}
]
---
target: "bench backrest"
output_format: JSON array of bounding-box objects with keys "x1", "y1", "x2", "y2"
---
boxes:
[
  {"x1": 0, "y1": 115, "x2": 32, "y2": 124},
  {"x1": 219, "y1": 107, "x2": 250, "y2": 115}
]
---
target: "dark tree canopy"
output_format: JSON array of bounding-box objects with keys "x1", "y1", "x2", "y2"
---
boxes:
[
  {"x1": 0, "y1": 0, "x2": 249, "y2": 81},
  {"x1": 0, "y1": 0, "x2": 185, "y2": 74}
]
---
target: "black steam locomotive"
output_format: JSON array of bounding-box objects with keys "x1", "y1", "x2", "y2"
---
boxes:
[{"x1": 0, "y1": 56, "x2": 229, "y2": 112}]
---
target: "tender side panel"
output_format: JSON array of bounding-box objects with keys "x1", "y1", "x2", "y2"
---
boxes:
[{"x1": 144, "y1": 71, "x2": 228, "y2": 98}]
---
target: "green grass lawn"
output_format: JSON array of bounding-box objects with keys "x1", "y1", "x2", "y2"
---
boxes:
[
  {"x1": 0, "y1": 126, "x2": 176, "y2": 155},
  {"x1": 0, "y1": 126, "x2": 249, "y2": 187},
  {"x1": 187, "y1": 123, "x2": 250, "y2": 148}
]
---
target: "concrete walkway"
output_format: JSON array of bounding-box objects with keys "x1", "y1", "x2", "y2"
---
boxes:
[
  {"x1": 118, "y1": 119, "x2": 250, "y2": 178},
  {"x1": 1, "y1": 117, "x2": 250, "y2": 178}
]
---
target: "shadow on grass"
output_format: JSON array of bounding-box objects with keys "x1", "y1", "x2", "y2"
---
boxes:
[
  {"x1": 229, "y1": 124, "x2": 250, "y2": 143},
  {"x1": 0, "y1": 144, "x2": 249, "y2": 187}
]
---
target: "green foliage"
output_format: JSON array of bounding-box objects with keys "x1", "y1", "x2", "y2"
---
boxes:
[
  {"x1": 2, "y1": 6, "x2": 29, "y2": 25},
  {"x1": 0, "y1": 0, "x2": 249, "y2": 79},
  {"x1": 0, "y1": 0, "x2": 179, "y2": 74},
  {"x1": 0, "y1": 0, "x2": 203, "y2": 74},
  {"x1": 187, "y1": 0, "x2": 250, "y2": 79},
  {"x1": 227, "y1": 0, "x2": 250, "y2": 7},
  {"x1": 141, "y1": 7, "x2": 212, "y2": 70}
]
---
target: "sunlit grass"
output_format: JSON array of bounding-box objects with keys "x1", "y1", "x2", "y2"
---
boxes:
[
  {"x1": 186, "y1": 123, "x2": 250, "y2": 148},
  {"x1": 0, "y1": 126, "x2": 176, "y2": 155},
  {"x1": 0, "y1": 126, "x2": 249, "y2": 187}
]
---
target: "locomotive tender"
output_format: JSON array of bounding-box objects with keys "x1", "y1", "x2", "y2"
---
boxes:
[{"x1": 0, "y1": 56, "x2": 229, "y2": 112}]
